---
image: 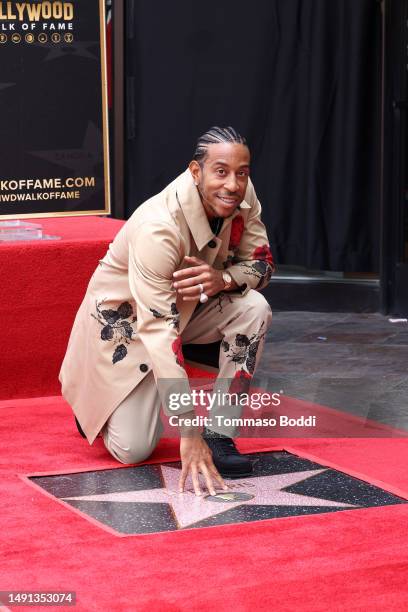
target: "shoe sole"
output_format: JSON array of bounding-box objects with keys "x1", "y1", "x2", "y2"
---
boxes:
[
  {"x1": 75, "y1": 416, "x2": 86, "y2": 438},
  {"x1": 218, "y1": 471, "x2": 254, "y2": 479}
]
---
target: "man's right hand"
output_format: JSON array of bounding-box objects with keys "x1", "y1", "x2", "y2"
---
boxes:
[{"x1": 178, "y1": 435, "x2": 228, "y2": 497}]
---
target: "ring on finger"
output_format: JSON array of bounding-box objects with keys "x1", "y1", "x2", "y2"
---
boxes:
[{"x1": 198, "y1": 283, "x2": 204, "y2": 293}]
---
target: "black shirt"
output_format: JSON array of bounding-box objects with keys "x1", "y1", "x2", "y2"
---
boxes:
[{"x1": 209, "y1": 217, "x2": 223, "y2": 236}]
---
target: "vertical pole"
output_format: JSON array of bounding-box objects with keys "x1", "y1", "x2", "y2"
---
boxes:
[
  {"x1": 379, "y1": 0, "x2": 388, "y2": 313},
  {"x1": 112, "y1": 0, "x2": 125, "y2": 219}
]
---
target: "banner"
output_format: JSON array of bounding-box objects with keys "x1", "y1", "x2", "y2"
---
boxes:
[{"x1": 0, "y1": 0, "x2": 110, "y2": 219}]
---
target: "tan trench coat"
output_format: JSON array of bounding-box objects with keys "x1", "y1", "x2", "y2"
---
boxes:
[{"x1": 59, "y1": 169, "x2": 274, "y2": 444}]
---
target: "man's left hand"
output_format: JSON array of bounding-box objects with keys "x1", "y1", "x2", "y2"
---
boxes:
[{"x1": 172, "y1": 256, "x2": 224, "y2": 300}]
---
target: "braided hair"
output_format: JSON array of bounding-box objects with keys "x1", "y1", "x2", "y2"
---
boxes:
[{"x1": 193, "y1": 126, "x2": 247, "y2": 166}]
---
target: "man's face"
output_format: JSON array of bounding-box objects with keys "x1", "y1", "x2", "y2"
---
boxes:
[{"x1": 189, "y1": 142, "x2": 250, "y2": 219}]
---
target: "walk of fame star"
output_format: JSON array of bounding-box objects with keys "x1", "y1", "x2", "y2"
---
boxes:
[
  {"x1": 28, "y1": 121, "x2": 102, "y2": 176},
  {"x1": 27, "y1": 121, "x2": 103, "y2": 208},
  {"x1": 30, "y1": 452, "x2": 407, "y2": 535},
  {"x1": 63, "y1": 466, "x2": 356, "y2": 529}
]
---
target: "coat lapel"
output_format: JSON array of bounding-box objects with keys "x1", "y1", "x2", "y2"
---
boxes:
[{"x1": 175, "y1": 170, "x2": 214, "y2": 252}]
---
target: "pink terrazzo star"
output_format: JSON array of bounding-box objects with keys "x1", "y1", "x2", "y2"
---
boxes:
[{"x1": 64, "y1": 466, "x2": 356, "y2": 529}]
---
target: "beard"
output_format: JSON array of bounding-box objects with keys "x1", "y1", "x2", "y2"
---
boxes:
[{"x1": 197, "y1": 184, "x2": 240, "y2": 219}]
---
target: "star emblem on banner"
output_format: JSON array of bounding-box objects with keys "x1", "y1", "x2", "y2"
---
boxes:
[
  {"x1": 64, "y1": 466, "x2": 356, "y2": 529},
  {"x1": 33, "y1": 38, "x2": 99, "y2": 62},
  {"x1": 28, "y1": 121, "x2": 103, "y2": 177}
]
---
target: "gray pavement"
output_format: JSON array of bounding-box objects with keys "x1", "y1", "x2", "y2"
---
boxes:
[{"x1": 258, "y1": 312, "x2": 408, "y2": 430}]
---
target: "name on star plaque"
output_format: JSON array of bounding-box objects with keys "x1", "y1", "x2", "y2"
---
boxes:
[{"x1": 0, "y1": 0, "x2": 110, "y2": 219}]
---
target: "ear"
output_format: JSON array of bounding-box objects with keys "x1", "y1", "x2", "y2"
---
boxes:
[{"x1": 188, "y1": 160, "x2": 202, "y2": 186}]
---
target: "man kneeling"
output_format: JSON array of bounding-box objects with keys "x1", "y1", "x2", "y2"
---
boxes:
[{"x1": 59, "y1": 126, "x2": 274, "y2": 497}]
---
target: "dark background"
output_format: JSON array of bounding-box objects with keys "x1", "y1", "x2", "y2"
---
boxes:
[{"x1": 125, "y1": 0, "x2": 382, "y2": 273}]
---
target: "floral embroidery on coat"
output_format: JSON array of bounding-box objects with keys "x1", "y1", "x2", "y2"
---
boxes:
[
  {"x1": 252, "y1": 244, "x2": 275, "y2": 268},
  {"x1": 92, "y1": 299, "x2": 137, "y2": 364},
  {"x1": 172, "y1": 336, "x2": 185, "y2": 368},
  {"x1": 236, "y1": 260, "x2": 273, "y2": 289},
  {"x1": 222, "y1": 215, "x2": 244, "y2": 270},
  {"x1": 228, "y1": 215, "x2": 244, "y2": 250},
  {"x1": 149, "y1": 302, "x2": 180, "y2": 331},
  {"x1": 229, "y1": 369, "x2": 252, "y2": 395},
  {"x1": 206, "y1": 292, "x2": 233, "y2": 314},
  {"x1": 221, "y1": 321, "x2": 266, "y2": 376},
  {"x1": 223, "y1": 215, "x2": 274, "y2": 290},
  {"x1": 233, "y1": 244, "x2": 274, "y2": 289}
]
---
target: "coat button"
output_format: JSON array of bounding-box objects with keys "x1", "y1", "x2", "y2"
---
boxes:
[
  {"x1": 208, "y1": 240, "x2": 217, "y2": 248},
  {"x1": 140, "y1": 363, "x2": 149, "y2": 372}
]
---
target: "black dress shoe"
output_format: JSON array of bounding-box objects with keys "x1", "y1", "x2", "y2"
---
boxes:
[
  {"x1": 202, "y1": 428, "x2": 253, "y2": 479},
  {"x1": 75, "y1": 416, "x2": 86, "y2": 438}
]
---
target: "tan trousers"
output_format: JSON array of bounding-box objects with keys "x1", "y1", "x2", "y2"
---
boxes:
[{"x1": 103, "y1": 290, "x2": 272, "y2": 464}]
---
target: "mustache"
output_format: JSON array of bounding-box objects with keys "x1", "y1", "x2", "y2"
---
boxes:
[{"x1": 196, "y1": 186, "x2": 241, "y2": 207}]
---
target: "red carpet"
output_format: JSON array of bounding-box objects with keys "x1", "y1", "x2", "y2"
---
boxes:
[
  {"x1": 2, "y1": 216, "x2": 407, "y2": 608},
  {"x1": 1, "y1": 216, "x2": 124, "y2": 400},
  {"x1": 2, "y1": 395, "x2": 408, "y2": 611}
]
